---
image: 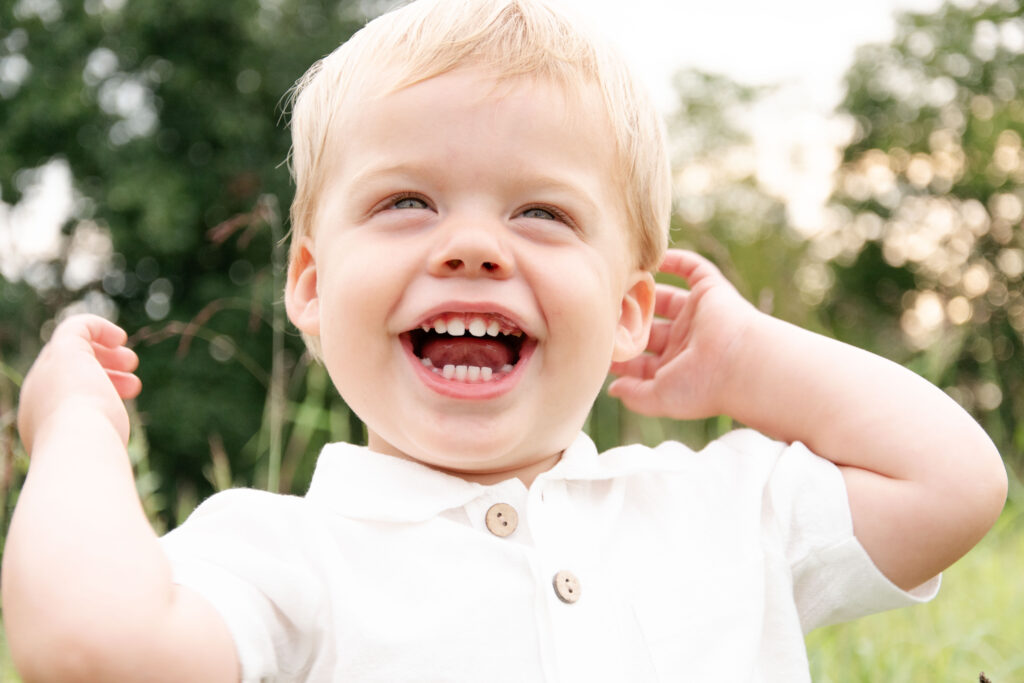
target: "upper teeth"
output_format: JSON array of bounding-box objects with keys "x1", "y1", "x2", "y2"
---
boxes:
[{"x1": 424, "y1": 314, "x2": 521, "y2": 338}]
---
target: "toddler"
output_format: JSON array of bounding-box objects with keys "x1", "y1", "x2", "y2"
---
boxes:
[{"x1": 3, "y1": 0, "x2": 1007, "y2": 681}]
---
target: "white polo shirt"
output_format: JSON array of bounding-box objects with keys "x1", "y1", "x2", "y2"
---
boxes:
[{"x1": 160, "y1": 429, "x2": 938, "y2": 682}]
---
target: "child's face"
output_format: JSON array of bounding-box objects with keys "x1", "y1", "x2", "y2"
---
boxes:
[{"x1": 287, "y1": 68, "x2": 654, "y2": 483}]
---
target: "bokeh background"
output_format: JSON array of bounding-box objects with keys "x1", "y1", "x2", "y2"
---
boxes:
[{"x1": 1, "y1": 0, "x2": 1022, "y2": 679}]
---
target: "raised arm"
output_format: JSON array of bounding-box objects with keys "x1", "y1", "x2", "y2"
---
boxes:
[
  {"x1": 2, "y1": 315, "x2": 238, "y2": 683},
  {"x1": 609, "y1": 250, "x2": 1007, "y2": 590}
]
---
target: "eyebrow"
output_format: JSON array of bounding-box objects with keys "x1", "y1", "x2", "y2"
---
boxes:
[{"x1": 344, "y1": 162, "x2": 435, "y2": 193}]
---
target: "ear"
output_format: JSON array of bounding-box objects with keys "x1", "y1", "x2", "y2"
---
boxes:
[
  {"x1": 285, "y1": 238, "x2": 321, "y2": 337},
  {"x1": 612, "y1": 270, "x2": 656, "y2": 362}
]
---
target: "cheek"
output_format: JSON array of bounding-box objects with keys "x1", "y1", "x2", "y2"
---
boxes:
[
  {"x1": 317, "y1": 271, "x2": 391, "y2": 363},
  {"x1": 317, "y1": 277, "x2": 394, "y2": 415},
  {"x1": 548, "y1": 275, "x2": 621, "y2": 361},
  {"x1": 318, "y1": 238, "x2": 401, "y2": 312}
]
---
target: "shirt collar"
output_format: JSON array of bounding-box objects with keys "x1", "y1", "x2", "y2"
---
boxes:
[{"x1": 304, "y1": 431, "x2": 603, "y2": 522}]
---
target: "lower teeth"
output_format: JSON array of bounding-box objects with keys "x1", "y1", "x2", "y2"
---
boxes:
[{"x1": 420, "y1": 358, "x2": 514, "y2": 382}]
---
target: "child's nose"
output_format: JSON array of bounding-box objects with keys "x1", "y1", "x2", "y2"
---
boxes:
[{"x1": 427, "y1": 215, "x2": 515, "y2": 278}]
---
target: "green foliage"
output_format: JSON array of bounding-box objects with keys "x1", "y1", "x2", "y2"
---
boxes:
[
  {"x1": 669, "y1": 71, "x2": 815, "y2": 328},
  {"x1": 822, "y1": 0, "x2": 1024, "y2": 473},
  {"x1": 0, "y1": 0, "x2": 366, "y2": 538}
]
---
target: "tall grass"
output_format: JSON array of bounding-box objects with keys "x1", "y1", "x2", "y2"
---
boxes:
[{"x1": 806, "y1": 491, "x2": 1024, "y2": 681}]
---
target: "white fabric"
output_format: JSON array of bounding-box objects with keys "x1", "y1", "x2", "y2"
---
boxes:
[{"x1": 159, "y1": 429, "x2": 939, "y2": 682}]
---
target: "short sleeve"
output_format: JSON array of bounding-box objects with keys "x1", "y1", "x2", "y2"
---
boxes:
[
  {"x1": 764, "y1": 438, "x2": 940, "y2": 633},
  {"x1": 159, "y1": 489, "x2": 327, "y2": 682}
]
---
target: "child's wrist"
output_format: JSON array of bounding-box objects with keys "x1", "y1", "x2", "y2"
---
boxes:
[
  {"x1": 26, "y1": 396, "x2": 129, "y2": 456},
  {"x1": 712, "y1": 309, "x2": 778, "y2": 419}
]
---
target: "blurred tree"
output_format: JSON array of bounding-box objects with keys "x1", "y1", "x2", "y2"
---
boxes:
[
  {"x1": 0, "y1": 0, "x2": 366, "y2": 534},
  {"x1": 818, "y1": 0, "x2": 1024, "y2": 472},
  {"x1": 591, "y1": 69, "x2": 819, "y2": 452},
  {"x1": 668, "y1": 71, "x2": 812, "y2": 327}
]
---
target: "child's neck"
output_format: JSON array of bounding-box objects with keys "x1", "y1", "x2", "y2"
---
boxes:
[
  {"x1": 366, "y1": 432, "x2": 562, "y2": 487},
  {"x1": 452, "y1": 451, "x2": 562, "y2": 487}
]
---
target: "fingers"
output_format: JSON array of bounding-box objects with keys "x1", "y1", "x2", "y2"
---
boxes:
[
  {"x1": 606, "y1": 376, "x2": 664, "y2": 417},
  {"x1": 54, "y1": 314, "x2": 128, "y2": 349},
  {"x1": 609, "y1": 354, "x2": 659, "y2": 381},
  {"x1": 612, "y1": 318, "x2": 688, "y2": 377},
  {"x1": 106, "y1": 370, "x2": 143, "y2": 400},
  {"x1": 654, "y1": 285, "x2": 689, "y2": 319},
  {"x1": 658, "y1": 249, "x2": 723, "y2": 285},
  {"x1": 54, "y1": 314, "x2": 141, "y2": 397},
  {"x1": 645, "y1": 320, "x2": 673, "y2": 356},
  {"x1": 53, "y1": 314, "x2": 137, "y2": 373},
  {"x1": 91, "y1": 342, "x2": 139, "y2": 374}
]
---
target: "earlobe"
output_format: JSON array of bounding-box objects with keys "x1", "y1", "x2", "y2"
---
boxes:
[
  {"x1": 612, "y1": 270, "x2": 656, "y2": 362},
  {"x1": 285, "y1": 239, "x2": 321, "y2": 336}
]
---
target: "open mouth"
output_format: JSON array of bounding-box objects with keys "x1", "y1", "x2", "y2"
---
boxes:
[{"x1": 402, "y1": 312, "x2": 529, "y2": 383}]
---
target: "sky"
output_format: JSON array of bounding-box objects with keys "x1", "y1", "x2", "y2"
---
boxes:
[
  {"x1": 552, "y1": 0, "x2": 946, "y2": 232},
  {"x1": 554, "y1": 0, "x2": 944, "y2": 113}
]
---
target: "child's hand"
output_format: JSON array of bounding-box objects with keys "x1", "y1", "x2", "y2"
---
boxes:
[
  {"x1": 614, "y1": 250, "x2": 1005, "y2": 593},
  {"x1": 18, "y1": 314, "x2": 141, "y2": 453},
  {"x1": 7, "y1": 315, "x2": 240, "y2": 682},
  {"x1": 608, "y1": 249, "x2": 760, "y2": 420}
]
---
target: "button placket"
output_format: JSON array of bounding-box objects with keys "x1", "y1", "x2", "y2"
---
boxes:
[{"x1": 530, "y1": 480, "x2": 584, "y2": 606}]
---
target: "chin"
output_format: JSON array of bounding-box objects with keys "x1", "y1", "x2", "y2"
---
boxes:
[
  {"x1": 406, "y1": 428, "x2": 521, "y2": 468},
  {"x1": 384, "y1": 420, "x2": 549, "y2": 474}
]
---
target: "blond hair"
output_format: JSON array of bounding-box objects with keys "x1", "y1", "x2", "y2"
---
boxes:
[{"x1": 287, "y1": 0, "x2": 670, "y2": 270}]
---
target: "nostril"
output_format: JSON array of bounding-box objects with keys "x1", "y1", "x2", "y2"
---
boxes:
[
  {"x1": 482, "y1": 261, "x2": 498, "y2": 272},
  {"x1": 445, "y1": 259, "x2": 462, "y2": 270}
]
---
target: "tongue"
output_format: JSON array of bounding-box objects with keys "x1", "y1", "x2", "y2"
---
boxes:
[{"x1": 421, "y1": 337, "x2": 512, "y2": 370}]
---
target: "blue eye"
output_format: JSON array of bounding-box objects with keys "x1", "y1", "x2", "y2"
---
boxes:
[
  {"x1": 393, "y1": 196, "x2": 428, "y2": 210},
  {"x1": 522, "y1": 207, "x2": 557, "y2": 220}
]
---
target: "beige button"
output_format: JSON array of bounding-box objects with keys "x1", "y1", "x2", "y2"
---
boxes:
[
  {"x1": 485, "y1": 503, "x2": 518, "y2": 537},
  {"x1": 552, "y1": 570, "x2": 581, "y2": 604}
]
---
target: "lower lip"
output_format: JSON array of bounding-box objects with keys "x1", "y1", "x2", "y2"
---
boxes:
[{"x1": 400, "y1": 335, "x2": 535, "y2": 400}]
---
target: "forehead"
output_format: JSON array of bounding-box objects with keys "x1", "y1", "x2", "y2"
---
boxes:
[
  {"x1": 326, "y1": 68, "x2": 623, "y2": 200},
  {"x1": 342, "y1": 67, "x2": 606, "y2": 142}
]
